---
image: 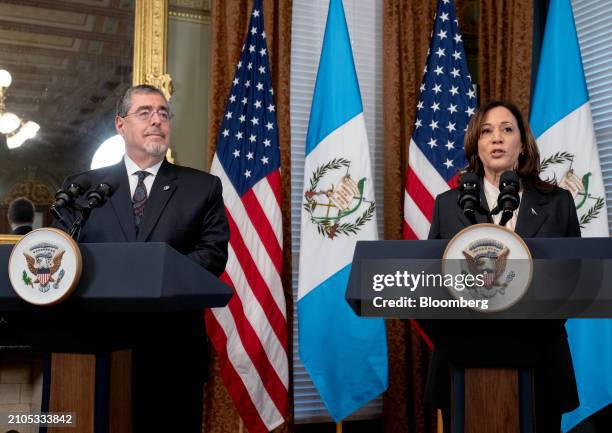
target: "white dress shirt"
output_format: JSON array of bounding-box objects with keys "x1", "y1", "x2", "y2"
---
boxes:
[
  {"x1": 483, "y1": 177, "x2": 523, "y2": 232},
  {"x1": 124, "y1": 155, "x2": 163, "y2": 199}
]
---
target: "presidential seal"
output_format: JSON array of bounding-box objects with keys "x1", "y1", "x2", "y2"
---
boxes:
[
  {"x1": 303, "y1": 157, "x2": 375, "y2": 239},
  {"x1": 462, "y1": 239, "x2": 515, "y2": 298},
  {"x1": 8, "y1": 228, "x2": 82, "y2": 305},
  {"x1": 442, "y1": 223, "x2": 532, "y2": 312}
]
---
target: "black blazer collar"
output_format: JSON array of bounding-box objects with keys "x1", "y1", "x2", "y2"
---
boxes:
[{"x1": 515, "y1": 183, "x2": 549, "y2": 237}]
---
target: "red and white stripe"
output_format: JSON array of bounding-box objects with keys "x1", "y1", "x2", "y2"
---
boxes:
[
  {"x1": 38, "y1": 272, "x2": 50, "y2": 286},
  {"x1": 403, "y1": 139, "x2": 455, "y2": 240},
  {"x1": 206, "y1": 155, "x2": 288, "y2": 433}
]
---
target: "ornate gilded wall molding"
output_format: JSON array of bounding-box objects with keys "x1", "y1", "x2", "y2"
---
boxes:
[
  {"x1": 169, "y1": 0, "x2": 211, "y2": 24},
  {"x1": 133, "y1": 0, "x2": 175, "y2": 162},
  {"x1": 133, "y1": 0, "x2": 174, "y2": 100},
  {"x1": 169, "y1": 10, "x2": 211, "y2": 24}
]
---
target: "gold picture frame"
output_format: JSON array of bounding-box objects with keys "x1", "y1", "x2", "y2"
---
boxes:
[
  {"x1": 0, "y1": 234, "x2": 22, "y2": 244},
  {"x1": 133, "y1": 0, "x2": 173, "y2": 99},
  {"x1": 133, "y1": 0, "x2": 175, "y2": 162}
]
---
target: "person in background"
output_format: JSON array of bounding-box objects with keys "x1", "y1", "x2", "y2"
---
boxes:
[{"x1": 8, "y1": 197, "x2": 35, "y2": 235}]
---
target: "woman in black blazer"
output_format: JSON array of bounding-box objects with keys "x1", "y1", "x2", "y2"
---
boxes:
[{"x1": 425, "y1": 100, "x2": 580, "y2": 432}]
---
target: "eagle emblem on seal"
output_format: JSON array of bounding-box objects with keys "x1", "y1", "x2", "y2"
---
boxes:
[
  {"x1": 22, "y1": 242, "x2": 66, "y2": 293},
  {"x1": 462, "y1": 239, "x2": 515, "y2": 298}
]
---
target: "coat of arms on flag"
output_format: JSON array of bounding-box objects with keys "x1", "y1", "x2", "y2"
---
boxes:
[
  {"x1": 539, "y1": 152, "x2": 605, "y2": 229},
  {"x1": 303, "y1": 157, "x2": 375, "y2": 239}
]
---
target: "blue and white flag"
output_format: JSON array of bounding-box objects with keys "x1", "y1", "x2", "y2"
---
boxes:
[
  {"x1": 297, "y1": 0, "x2": 388, "y2": 422},
  {"x1": 530, "y1": 0, "x2": 611, "y2": 430}
]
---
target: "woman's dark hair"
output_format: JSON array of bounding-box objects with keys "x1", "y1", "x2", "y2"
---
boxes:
[{"x1": 463, "y1": 100, "x2": 554, "y2": 192}]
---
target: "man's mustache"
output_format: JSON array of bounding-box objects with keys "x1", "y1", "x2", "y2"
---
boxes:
[{"x1": 144, "y1": 129, "x2": 166, "y2": 137}]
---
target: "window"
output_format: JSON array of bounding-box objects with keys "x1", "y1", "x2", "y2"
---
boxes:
[{"x1": 573, "y1": 0, "x2": 612, "y2": 234}]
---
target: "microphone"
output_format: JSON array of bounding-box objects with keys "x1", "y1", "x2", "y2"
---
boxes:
[
  {"x1": 491, "y1": 171, "x2": 520, "y2": 227},
  {"x1": 50, "y1": 177, "x2": 91, "y2": 221},
  {"x1": 86, "y1": 180, "x2": 117, "y2": 208},
  {"x1": 458, "y1": 172, "x2": 480, "y2": 225},
  {"x1": 68, "y1": 179, "x2": 119, "y2": 240}
]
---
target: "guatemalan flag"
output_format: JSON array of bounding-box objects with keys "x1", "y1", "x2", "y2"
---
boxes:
[
  {"x1": 297, "y1": 0, "x2": 388, "y2": 422},
  {"x1": 529, "y1": 0, "x2": 611, "y2": 430}
]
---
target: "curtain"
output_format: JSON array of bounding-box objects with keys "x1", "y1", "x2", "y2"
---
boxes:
[
  {"x1": 478, "y1": 0, "x2": 533, "y2": 115},
  {"x1": 382, "y1": 1, "x2": 439, "y2": 431},
  {"x1": 205, "y1": 1, "x2": 293, "y2": 432},
  {"x1": 382, "y1": 0, "x2": 438, "y2": 242}
]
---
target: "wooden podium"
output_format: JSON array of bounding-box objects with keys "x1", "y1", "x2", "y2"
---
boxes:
[{"x1": 462, "y1": 368, "x2": 521, "y2": 433}]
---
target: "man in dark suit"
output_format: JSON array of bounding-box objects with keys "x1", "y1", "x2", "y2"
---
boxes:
[
  {"x1": 59, "y1": 84, "x2": 229, "y2": 433},
  {"x1": 7, "y1": 197, "x2": 35, "y2": 235}
]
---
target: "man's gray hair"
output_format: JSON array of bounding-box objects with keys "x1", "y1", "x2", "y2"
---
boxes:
[{"x1": 116, "y1": 85, "x2": 168, "y2": 117}]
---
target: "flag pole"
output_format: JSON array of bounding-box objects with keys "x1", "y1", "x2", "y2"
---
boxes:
[
  {"x1": 437, "y1": 409, "x2": 443, "y2": 433},
  {"x1": 336, "y1": 421, "x2": 342, "y2": 433}
]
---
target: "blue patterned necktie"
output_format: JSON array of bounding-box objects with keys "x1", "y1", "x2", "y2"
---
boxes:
[{"x1": 133, "y1": 170, "x2": 150, "y2": 229}]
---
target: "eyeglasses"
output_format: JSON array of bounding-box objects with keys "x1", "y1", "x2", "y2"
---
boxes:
[{"x1": 122, "y1": 108, "x2": 173, "y2": 122}]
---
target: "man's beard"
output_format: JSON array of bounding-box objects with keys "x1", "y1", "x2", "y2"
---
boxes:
[{"x1": 144, "y1": 141, "x2": 168, "y2": 157}]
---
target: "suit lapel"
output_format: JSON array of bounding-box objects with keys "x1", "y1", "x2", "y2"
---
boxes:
[
  {"x1": 136, "y1": 159, "x2": 178, "y2": 242},
  {"x1": 108, "y1": 161, "x2": 136, "y2": 241},
  {"x1": 515, "y1": 185, "x2": 549, "y2": 237}
]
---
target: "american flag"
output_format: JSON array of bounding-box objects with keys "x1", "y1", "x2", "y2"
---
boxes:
[
  {"x1": 404, "y1": 0, "x2": 476, "y2": 240},
  {"x1": 206, "y1": 1, "x2": 288, "y2": 432}
]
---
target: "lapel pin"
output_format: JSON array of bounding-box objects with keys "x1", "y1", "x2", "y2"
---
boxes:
[
  {"x1": 163, "y1": 185, "x2": 170, "y2": 191},
  {"x1": 531, "y1": 207, "x2": 537, "y2": 216}
]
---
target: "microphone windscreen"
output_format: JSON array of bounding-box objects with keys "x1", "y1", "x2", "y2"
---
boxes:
[
  {"x1": 100, "y1": 178, "x2": 120, "y2": 197},
  {"x1": 69, "y1": 175, "x2": 92, "y2": 195},
  {"x1": 459, "y1": 172, "x2": 480, "y2": 188},
  {"x1": 500, "y1": 170, "x2": 519, "y2": 186}
]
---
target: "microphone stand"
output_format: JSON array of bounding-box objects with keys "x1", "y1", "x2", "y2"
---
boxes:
[
  {"x1": 464, "y1": 209, "x2": 477, "y2": 225},
  {"x1": 68, "y1": 183, "x2": 114, "y2": 241},
  {"x1": 498, "y1": 210, "x2": 513, "y2": 227},
  {"x1": 68, "y1": 206, "x2": 91, "y2": 242}
]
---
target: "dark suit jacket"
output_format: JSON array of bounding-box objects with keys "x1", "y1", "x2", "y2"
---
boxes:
[
  {"x1": 61, "y1": 158, "x2": 229, "y2": 276},
  {"x1": 423, "y1": 180, "x2": 580, "y2": 413},
  {"x1": 11, "y1": 225, "x2": 32, "y2": 235},
  {"x1": 58, "y1": 158, "x2": 229, "y2": 379}
]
